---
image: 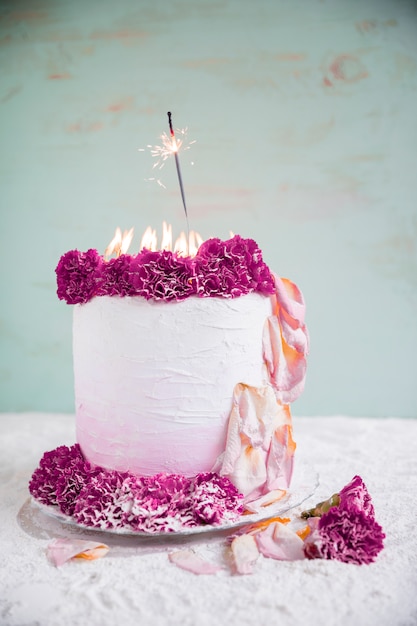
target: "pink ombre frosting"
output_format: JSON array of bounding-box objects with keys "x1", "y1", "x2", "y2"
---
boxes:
[{"x1": 74, "y1": 293, "x2": 274, "y2": 476}]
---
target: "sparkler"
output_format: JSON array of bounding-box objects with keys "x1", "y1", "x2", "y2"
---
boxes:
[
  {"x1": 138, "y1": 113, "x2": 196, "y2": 253},
  {"x1": 167, "y1": 111, "x2": 189, "y2": 236}
]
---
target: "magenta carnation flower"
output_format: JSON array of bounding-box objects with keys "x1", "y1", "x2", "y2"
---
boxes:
[
  {"x1": 29, "y1": 444, "x2": 90, "y2": 510},
  {"x1": 30, "y1": 444, "x2": 245, "y2": 533},
  {"x1": 97, "y1": 254, "x2": 137, "y2": 297},
  {"x1": 195, "y1": 235, "x2": 275, "y2": 298},
  {"x1": 302, "y1": 476, "x2": 385, "y2": 565},
  {"x1": 55, "y1": 460, "x2": 99, "y2": 517},
  {"x1": 306, "y1": 504, "x2": 385, "y2": 565},
  {"x1": 122, "y1": 472, "x2": 243, "y2": 532},
  {"x1": 56, "y1": 249, "x2": 103, "y2": 304},
  {"x1": 74, "y1": 470, "x2": 139, "y2": 530},
  {"x1": 339, "y1": 475, "x2": 375, "y2": 518},
  {"x1": 131, "y1": 250, "x2": 196, "y2": 301},
  {"x1": 192, "y1": 472, "x2": 244, "y2": 524},
  {"x1": 55, "y1": 235, "x2": 276, "y2": 304},
  {"x1": 195, "y1": 237, "x2": 249, "y2": 298},
  {"x1": 124, "y1": 473, "x2": 195, "y2": 533}
]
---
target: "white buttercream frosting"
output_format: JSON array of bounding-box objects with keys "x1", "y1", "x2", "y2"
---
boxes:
[{"x1": 74, "y1": 293, "x2": 273, "y2": 476}]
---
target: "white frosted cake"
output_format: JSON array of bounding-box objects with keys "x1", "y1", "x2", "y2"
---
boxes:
[
  {"x1": 29, "y1": 234, "x2": 309, "y2": 532},
  {"x1": 74, "y1": 292, "x2": 274, "y2": 476}
]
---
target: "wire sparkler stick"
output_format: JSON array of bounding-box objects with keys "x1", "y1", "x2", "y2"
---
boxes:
[{"x1": 167, "y1": 111, "x2": 190, "y2": 241}]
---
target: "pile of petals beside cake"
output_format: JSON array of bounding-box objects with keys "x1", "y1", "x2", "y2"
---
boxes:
[
  {"x1": 55, "y1": 235, "x2": 276, "y2": 304},
  {"x1": 29, "y1": 444, "x2": 244, "y2": 533},
  {"x1": 197, "y1": 476, "x2": 386, "y2": 576}
]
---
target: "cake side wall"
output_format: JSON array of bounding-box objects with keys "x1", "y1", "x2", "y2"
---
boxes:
[{"x1": 73, "y1": 293, "x2": 273, "y2": 475}]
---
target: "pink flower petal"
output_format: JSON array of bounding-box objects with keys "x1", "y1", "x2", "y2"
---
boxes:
[
  {"x1": 255, "y1": 522, "x2": 305, "y2": 561},
  {"x1": 216, "y1": 384, "x2": 296, "y2": 500},
  {"x1": 265, "y1": 422, "x2": 296, "y2": 491},
  {"x1": 231, "y1": 534, "x2": 260, "y2": 574},
  {"x1": 339, "y1": 475, "x2": 375, "y2": 517},
  {"x1": 243, "y1": 489, "x2": 287, "y2": 514},
  {"x1": 47, "y1": 538, "x2": 109, "y2": 567},
  {"x1": 263, "y1": 274, "x2": 309, "y2": 404},
  {"x1": 273, "y1": 274, "x2": 307, "y2": 325},
  {"x1": 168, "y1": 550, "x2": 223, "y2": 575}
]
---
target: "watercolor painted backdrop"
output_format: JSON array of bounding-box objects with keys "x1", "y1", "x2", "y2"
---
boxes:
[{"x1": 1, "y1": 0, "x2": 416, "y2": 417}]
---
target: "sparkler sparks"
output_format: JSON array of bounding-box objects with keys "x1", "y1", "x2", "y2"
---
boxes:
[
  {"x1": 138, "y1": 122, "x2": 196, "y2": 188},
  {"x1": 150, "y1": 129, "x2": 185, "y2": 170}
]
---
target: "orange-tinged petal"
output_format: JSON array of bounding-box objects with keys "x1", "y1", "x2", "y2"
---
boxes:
[
  {"x1": 240, "y1": 516, "x2": 291, "y2": 535},
  {"x1": 296, "y1": 525, "x2": 311, "y2": 541},
  {"x1": 168, "y1": 550, "x2": 223, "y2": 575},
  {"x1": 263, "y1": 273, "x2": 309, "y2": 404},
  {"x1": 255, "y1": 522, "x2": 305, "y2": 561},
  {"x1": 231, "y1": 534, "x2": 259, "y2": 575},
  {"x1": 47, "y1": 538, "x2": 109, "y2": 567},
  {"x1": 266, "y1": 422, "x2": 296, "y2": 491},
  {"x1": 217, "y1": 383, "x2": 296, "y2": 501},
  {"x1": 244, "y1": 489, "x2": 287, "y2": 513}
]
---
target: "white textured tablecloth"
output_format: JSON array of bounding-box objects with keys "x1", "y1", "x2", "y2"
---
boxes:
[{"x1": 1, "y1": 413, "x2": 416, "y2": 626}]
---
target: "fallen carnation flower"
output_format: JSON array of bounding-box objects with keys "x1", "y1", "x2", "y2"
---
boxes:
[
  {"x1": 302, "y1": 475, "x2": 385, "y2": 565},
  {"x1": 302, "y1": 475, "x2": 375, "y2": 520},
  {"x1": 47, "y1": 538, "x2": 109, "y2": 567},
  {"x1": 338, "y1": 474, "x2": 376, "y2": 517}
]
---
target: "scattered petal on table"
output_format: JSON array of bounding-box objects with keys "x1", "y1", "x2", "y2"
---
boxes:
[
  {"x1": 255, "y1": 522, "x2": 305, "y2": 561},
  {"x1": 168, "y1": 549, "x2": 223, "y2": 575},
  {"x1": 47, "y1": 538, "x2": 109, "y2": 567},
  {"x1": 231, "y1": 534, "x2": 260, "y2": 575}
]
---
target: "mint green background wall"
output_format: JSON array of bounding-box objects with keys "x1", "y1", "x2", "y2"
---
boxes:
[{"x1": 1, "y1": 0, "x2": 416, "y2": 417}]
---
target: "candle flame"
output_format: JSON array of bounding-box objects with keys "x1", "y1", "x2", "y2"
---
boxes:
[
  {"x1": 140, "y1": 226, "x2": 157, "y2": 252},
  {"x1": 174, "y1": 232, "x2": 188, "y2": 257},
  {"x1": 173, "y1": 231, "x2": 202, "y2": 257},
  {"x1": 160, "y1": 221, "x2": 172, "y2": 250},
  {"x1": 104, "y1": 227, "x2": 134, "y2": 260},
  {"x1": 140, "y1": 223, "x2": 203, "y2": 257},
  {"x1": 188, "y1": 230, "x2": 204, "y2": 256},
  {"x1": 120, "y1": 228, "x2": 134, "y2": 255}
]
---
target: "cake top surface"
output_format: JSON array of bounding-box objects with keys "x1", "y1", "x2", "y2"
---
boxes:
[{"x1": 56, "y1": 235, "x2": 276, "y2": 305}]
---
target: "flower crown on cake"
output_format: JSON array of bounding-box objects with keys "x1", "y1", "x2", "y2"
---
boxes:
[{"x1": 55, "y1": 234, "x2": 276, "y2": 305}]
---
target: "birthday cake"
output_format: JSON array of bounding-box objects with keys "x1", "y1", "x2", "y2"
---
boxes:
[{"x1": 29, "y1": 233, "x2": 309, "y2": 533}]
